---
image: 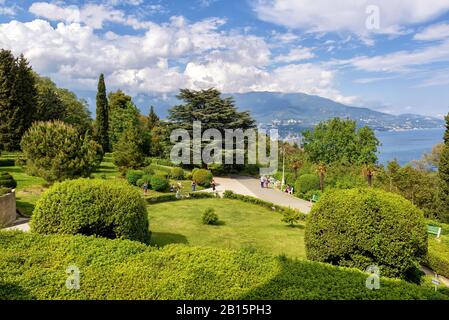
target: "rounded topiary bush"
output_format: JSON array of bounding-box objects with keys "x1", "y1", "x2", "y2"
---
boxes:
[
  {"x1": 31, "y1": 179, "x2": 150, "y2": 243},
  {"x1": 193, "y1": 169, "x2": 213, "y2": 187},
  {"x1": 0, "y1": 172, "x2": 17, "y2": 189},
  {"x1": 295, "y1": 174, "x2": 320, "y2": 194},
  {"x1": 126, "y1": 170, "x2": 144, "y2": 186},
  {"x1": 305, "y1": 188, "x2": 428, "y2": 281},
  {"x1": 150, "y1": 175, "x2": 169, "y2": 192},
  {"x1": 170, "y1": 167, "x2": 184, "y2": 179}
]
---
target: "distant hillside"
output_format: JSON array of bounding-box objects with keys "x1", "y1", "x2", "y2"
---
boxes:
[
  {"x1": 229, "y1": 92, "x2": 444, "y2": 131},
  {"x1": 135, "y1": 91, "x2": 444, "y2": 134}
]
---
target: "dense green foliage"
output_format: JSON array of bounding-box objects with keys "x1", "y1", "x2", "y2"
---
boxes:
[
  {"x1": 150, "y1": 175, "x2": 169, "y2": 191},
  {"x1": 202, "y1": 208, "x2": 219, "y2": 225},
  {"x1": 426, "y1": 239, "x2": 449, "y2": 278},
  {"x1": 376, "y1": 160, "x2": 440, "y2": 219},
  {"x1": 31, "y1": 179, "x2": 150, "y2": 243},
  {"x1": 126, "y1": 170, "x2": 144, "y2": 186},
  {"x1": 113, "y1": 127, "x2": 145, "y2": 171},
  {"x1": 108, "y1": 90, "x2": 141, "y2": 150},
  {"x1": 95, "y1": 74, "x2": 109, "y2": 153},
  {"x1": 146, "y1": 192, "x2": 216, "y2": 204},
  {"x1": 0, "y1": 50, "x2": 37, "y2": 151},
  {"x1": 20, "y1": 121, "x2": 101, "y2": 182},
  {"x1": 305, "y1": 188, "x2": 428, "y2": 281},
  {"x1": 302, "y1": 118, "x2": 379, "y2": 165},
  {"x1": 34, "y1": 75, "x2": 92, "y2": 134},
  {"x1": 0, "y1": 172, "x2": 17, "y2": 189},
  {"x1": 171, "y1": 167, "x2": 185, "y2": 179},
  {"x1": 192, "y1": 168, "x2": 213, "y2": 187},
  {"x1": 295, "y1": 174, "x2": 320, "y2": 195},
  {"x1": 438, "y1": 113, "x2": 449, "y2": 223},
  {"x1": 0, "y1": 232, "x2": 445, "y2": 300},
  {"x1": 168, "y1": 89, "x2": 255, "y2": 168}
]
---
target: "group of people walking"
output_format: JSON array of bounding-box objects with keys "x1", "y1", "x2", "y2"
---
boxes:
[{"x1": 260, "y1": 175, "x2": 294, "y2": 194}]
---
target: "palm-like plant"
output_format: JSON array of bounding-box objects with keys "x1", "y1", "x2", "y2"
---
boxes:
[
  {"x1": 362, "y1": 164, "x2": 377, "y2": 187},
  {"x1": 316, "y1": 162, "x2": 327, "y2": 192}
]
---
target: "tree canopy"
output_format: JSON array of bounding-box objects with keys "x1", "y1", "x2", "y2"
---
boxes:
[{"x1": 302, "y1": 118, "x2": 379, "y2": 165}]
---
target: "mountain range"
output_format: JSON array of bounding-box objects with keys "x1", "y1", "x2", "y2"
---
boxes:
[{"x1": 140, "y1": 91, "x2": 444, "y2": 135}]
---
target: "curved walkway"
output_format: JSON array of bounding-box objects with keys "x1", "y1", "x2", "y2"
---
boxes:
[{"x1": 202, "y1": 176, "x2": 312, "y2": 213}]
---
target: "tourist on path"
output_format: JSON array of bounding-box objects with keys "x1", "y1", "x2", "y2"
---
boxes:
[
  {"x1": 191, "y1": 180, "x2": 197, "y2": 192},
  {"x1": 211, "y1": 179, "x2": 216, "y2": 192},
  {"x1": 260, "y1": 176, "x2": 266, "y2": 188},
  {"x1": 143, "y1": 182, "x2": 149, "y2": 195}
]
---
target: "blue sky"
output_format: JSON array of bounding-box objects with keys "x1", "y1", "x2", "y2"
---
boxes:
[{"x1": 1, "y1": 0, "x2": 449, "y2": 117}]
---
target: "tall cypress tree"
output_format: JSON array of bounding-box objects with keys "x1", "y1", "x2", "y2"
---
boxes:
[
  {"x1": 438, "y1": 113, "x2": 449, "y2": 222},
  {"x1": 0, "y1": 50, "x2": 37, "y2": 151},
  {"x1": 95, "y1": 74, "x2": 109, "y2": 153},
  {"x1": 147, "y1": 105, "x2": 160, "y2": 131}
]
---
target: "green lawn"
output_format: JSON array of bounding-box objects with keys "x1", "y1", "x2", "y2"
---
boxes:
[{"x1": 148, "y1": 198, "x2": 306, "y2": 258}]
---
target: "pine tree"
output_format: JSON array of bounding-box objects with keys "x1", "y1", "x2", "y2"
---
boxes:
[
  {"x1": 95, "y1": 74, "x2": 109, "y2": 153},
  {"x1": 147, "y1": 105, "x2": 160, "y2": 131},
  {"x1": 0, "y1": 51, "x2": 37, "y2": 151},
  {"x1": 438, "y1": 113, "x2": 449, "y2": 222}
]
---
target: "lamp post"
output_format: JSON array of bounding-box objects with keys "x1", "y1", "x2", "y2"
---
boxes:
[{"x1": 281, "y1": 144, "x2": 285, "y2": 191}]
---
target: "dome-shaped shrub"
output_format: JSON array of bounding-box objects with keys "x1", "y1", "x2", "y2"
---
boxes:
[
  {"x1": 192, "y1": 169, "x2": 213, "y2": 187},
  {"x1": 295, "y1": 174, "x2": 320, "y2": 194},
  {"x1": 305, "y1": 188, "x2": 427, "y2": 281},
  {"x1": 31, "y1": 179, "x2": 150, "y2": 243},
  {"x1": 170, "y1": 167, "x2": 184, "y2": 179},
  {"x1": 150, "y1": 175, "x2": 169, "y2": 191}
]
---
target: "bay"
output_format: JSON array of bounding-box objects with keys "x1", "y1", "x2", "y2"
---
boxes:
[{"x1": 376, "y1": 128, "x2": 445, "y2": 166}]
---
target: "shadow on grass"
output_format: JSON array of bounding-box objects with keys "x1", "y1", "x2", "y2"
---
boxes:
[
  {"x1": 0, "y1": 282, "x2": 35, "y2": 300},
  {"x1": 285, "y1": 224, "x2": 305, "y2": 230},
  {"x1": 16, "y1": 200, "x2": 35, "y2": 217},
  {"x1": 150, "y1": 232, "x2": 189, "y2": 247}
]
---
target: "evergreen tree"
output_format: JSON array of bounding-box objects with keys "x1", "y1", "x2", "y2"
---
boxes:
[
  {"x1": 95, "y1": 74, "x2": 109, "y2": 153},
  {"x1": 438, "y1": 113, "x2": 449, "y2": 222},
  {"x1": 108, "y1": 90, "x2": 140, "y2": 149},
  {"x1": 0, "y1": 51, "x2": 37, "y2": 151},
  {"x1": 147, "y1": 105, "x2": 160, "y2": 131},
  {"x1": 113, "y1": 127, "x2": 145, "y2": 171}
]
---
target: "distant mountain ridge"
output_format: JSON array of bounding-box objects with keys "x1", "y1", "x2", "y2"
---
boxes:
[
  {"x1": 228, "y1": 92, "x2": 444, "y2": 131},
  {"x1": 137, "y1": 91, "x2": 444, "y2": 133}
]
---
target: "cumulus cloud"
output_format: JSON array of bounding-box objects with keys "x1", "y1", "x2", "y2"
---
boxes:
[
  {"x1": 414, "y1": 23, "x2": 449, "y2": 41},
  {"x1": 274, "y1": 47, "x2": 315, "y2": 63},
  {"x1": 253, "y1": 0, "x2": 449, "y2": 37},
  {"x1": 0, "y1": 15, "x2": 351, "y2": 102},
  {"x1": 340, "y1": 40, "x2": 449, "y2": 72}
]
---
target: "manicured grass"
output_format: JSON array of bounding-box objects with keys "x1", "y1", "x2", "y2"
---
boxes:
[
  {"x1": 91, "y1": 154, "x2": 120, "y2": 180},
  {"x1": 0, "y1": 153, "x2": 46, "y2": 190},
  {"x1": 148, "y1": 198, "x2": 306, "y2": 258}
]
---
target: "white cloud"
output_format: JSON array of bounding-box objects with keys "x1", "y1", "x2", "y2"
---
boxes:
[
  {"x1": 414, "y1": 23, "x2": 449, "y2": 41},
  {"x1": 0, "y1": 17, "x2": 351, "y2": 102},
  {"x1": 29, "y1": 2, "x2": 149, "y2": 30},
  {"x1": 340, "y1": 40, "x2": 449, "y2": 72},
  {"x1": 253, "y1": 0, "x2": 449, "y2": 37},
  {"x1": 274, "y1": 47, "x2": 315, "y2": 63}
]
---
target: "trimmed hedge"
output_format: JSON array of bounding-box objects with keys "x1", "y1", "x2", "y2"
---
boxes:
[
  {"x1": 223, "y1": 191, "x2": 306, "y2": 220},
  {"x1": 146, "y1": 192, "x2": 217, "y2": 204},
  {"x1": 0, "y1": 172, "x2": 17, "y2": 189},
  {"x1": 202, "y1": 208, "x2": 219, "y2": 225},
  {"x1": 426, "y1": 239, "x2": 449, "y2": 278},
  {"x1": 31, "y1": 179, "x2": 150, "y2": 243},
  {"x1": 305, "y1": 188, "x2": 428, "y2": 281},
  {"x1": 0, "y1": 232, "x2": 446, "y2": 300},
  {"x1": 192, "y1": 169, "x2": 213, "y2": 187}
]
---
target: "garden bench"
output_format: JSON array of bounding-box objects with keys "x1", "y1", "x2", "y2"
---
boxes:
[
  {"x1": 310, "y1": 194, "x2": 320, "y2": 203},
  {"x1": 427, "y1": 225, "x2": 442, "y2": 238}
]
